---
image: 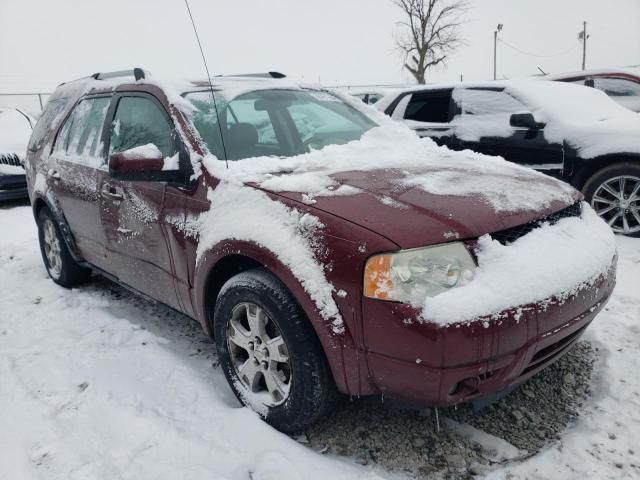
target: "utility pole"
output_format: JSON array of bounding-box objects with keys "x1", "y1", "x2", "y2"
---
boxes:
[
  {"x1": 578, "y1": 21, "x2": 588, "y2": 70},
  {"x1": 494, "y1": 24, "x2": 503, "y2": 80}
]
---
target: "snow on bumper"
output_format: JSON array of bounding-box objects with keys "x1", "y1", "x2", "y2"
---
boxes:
[{"x1": 364, "y1": 257, "x2": 616, "y2": 406}]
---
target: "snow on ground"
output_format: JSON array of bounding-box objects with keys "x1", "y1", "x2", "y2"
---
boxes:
[
  {"x1": 0, "y1": 206, "x2": 381, "y2": 480},
  {"x1": 1, "y1": 203, "x2": 639, "y2": 479}
]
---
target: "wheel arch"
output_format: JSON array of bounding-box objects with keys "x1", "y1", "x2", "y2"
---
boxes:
[
  {"x1": 571, "y1": 154, "x2": 640, "y2": 191},
  {"x1": 31, "y1": 193, "x2": 84, "y2": 263},
  {"x1": 193, "y1": 240, "x2": 356, "y2": 395}
]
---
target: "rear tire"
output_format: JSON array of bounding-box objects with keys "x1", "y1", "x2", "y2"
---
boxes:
[
  {"x1": 213, "y1": 268, "x2": 340, "y2": 433},
  {"x1": 582, "y1": 162, "x2": 640, "y2": 237},
  {"x1": 37, "y1": 208, "x2": 92, "y2": 287}
]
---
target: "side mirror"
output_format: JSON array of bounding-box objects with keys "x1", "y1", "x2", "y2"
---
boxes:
[
  {"x1": 109, "y1": 144, "x2": 183, "y2": 182},
  {"x1": 510, "y1": 113, "x2": 545, "y2": 130}
]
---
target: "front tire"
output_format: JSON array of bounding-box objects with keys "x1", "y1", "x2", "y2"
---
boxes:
[
  {"x1": 37, "y1": 208, "x2": 92, "y2": 287},
  {"x1": 213, "y1": 269, "x2": 339, "y2": 433},
  {"x1": 582, "y1": 162, "x2": 640, "y2": 237}
]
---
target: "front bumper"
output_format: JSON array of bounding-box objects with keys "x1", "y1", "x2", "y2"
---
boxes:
[
  {"x1": 363, "y1": 261, "x2": 617, "y2": 407},
  {"x1": 0, "y1": 173, "x2": 28, "y2": 201}
]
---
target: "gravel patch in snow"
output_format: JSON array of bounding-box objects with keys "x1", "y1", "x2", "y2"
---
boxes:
[{"x1": 306, "y1": 342, "x2": 596, "y2": 479}]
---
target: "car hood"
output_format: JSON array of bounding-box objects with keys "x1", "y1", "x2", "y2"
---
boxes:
[{"x1": 265, "y1": 166, "x2": 580, "y2": 249}]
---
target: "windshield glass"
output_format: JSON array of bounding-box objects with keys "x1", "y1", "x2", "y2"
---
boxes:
[{"x1": 185, "y1": 89, "x2": 376, "y2": 160}]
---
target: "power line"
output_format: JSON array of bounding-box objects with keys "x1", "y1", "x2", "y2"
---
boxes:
[{"x1": 497, "y1": 38, "x2": 578, "y2": 58}]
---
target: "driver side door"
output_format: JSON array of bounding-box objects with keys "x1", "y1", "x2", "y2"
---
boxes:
[{"x1": 99, "y1": 93, "x2": 181, "y2": 309}]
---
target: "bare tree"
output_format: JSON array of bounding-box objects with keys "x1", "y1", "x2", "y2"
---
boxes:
[{"x1": 392, "y1": 0, "x2": 468, "y2": 84}]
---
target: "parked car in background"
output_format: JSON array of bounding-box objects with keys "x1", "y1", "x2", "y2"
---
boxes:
[
  {"x1": 378, "y1": 80, "x2": 640, "y2": 236},
  {"x1": 25, "y1": 69, "x2": 617, "y2": 432},
  {"x1": 0, "y1": 107, "x2": 34, "y2": 201},
  {"x1": 546, "y1": 67, "x2": 640, "y2": 113}
]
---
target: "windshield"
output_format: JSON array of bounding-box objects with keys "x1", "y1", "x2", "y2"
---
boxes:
[
  {"x1": 185, "y1": 89, "x2": 376, "y2": 161},
  {"x1": 506, "y1": 81, "x2": 636, "y2": 125}
]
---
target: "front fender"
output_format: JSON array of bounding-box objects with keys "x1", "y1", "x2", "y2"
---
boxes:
[{"x1": 193, "y1": 239, "x2": 361, "y2": 395}]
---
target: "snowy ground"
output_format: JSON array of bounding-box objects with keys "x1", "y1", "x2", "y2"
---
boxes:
[{"x1": 1, "y1": 202, "x2": 639, "y2": 480}]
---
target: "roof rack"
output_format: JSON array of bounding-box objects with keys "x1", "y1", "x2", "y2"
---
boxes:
[
  {"x1": 216, "y1": 71, "x2": 286, "y2": 79},
  {"x1": 91, "y1": 68, "x2": 148, "y2": 81}
]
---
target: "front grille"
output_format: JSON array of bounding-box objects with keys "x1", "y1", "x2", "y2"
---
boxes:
[
  {"x1": 491, "y1": 202, "x2": 582, "y2": 245},
  {"x1": 0, "y1": 153, "x2": 23, "y2": 167},
  {"x1": 521, "y1": 325, "x2": 587, "y2": 376}
]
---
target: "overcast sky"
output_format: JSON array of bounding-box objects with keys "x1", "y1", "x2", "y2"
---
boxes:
[{"x1": 1, "y1": 0, "x2": 639, "y2": 95}]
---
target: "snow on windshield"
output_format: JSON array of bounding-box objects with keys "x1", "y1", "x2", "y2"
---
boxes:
[{"x1": 201, "y1": 120, "x2": 576, "y2": 213}]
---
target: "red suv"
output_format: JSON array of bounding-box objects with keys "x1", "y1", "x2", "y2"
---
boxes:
[{"x1": 25, "y1": 69, "x2": 617, "y2": 432}]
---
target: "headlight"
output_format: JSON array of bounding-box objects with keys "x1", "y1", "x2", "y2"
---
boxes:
[{"x1": 363, "y1": 242, "x2": 476, "y2": 303}]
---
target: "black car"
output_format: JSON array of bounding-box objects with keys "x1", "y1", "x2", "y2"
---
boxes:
[
  {"x1": 378, "y1": 80, "x2": 640, "y2": 236},
  {"x1": 0, "y1": 107, "x2": 34, "y2": 201}
]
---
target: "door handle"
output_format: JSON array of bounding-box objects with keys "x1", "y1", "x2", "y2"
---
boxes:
[{"x1": 101, "y1": 184, "x2": 124, "y2": 201}]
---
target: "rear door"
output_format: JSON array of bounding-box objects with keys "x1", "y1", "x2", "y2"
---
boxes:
[
  {"x1": 451, "y1": 87, "x2": 564, "y2": 173},
  {"x1": 48, "y1": 96, "x2": 112, "y2": 268},
  {"x1": 99, "y1": 93, "x2": 181, "y2": 309},
  {"x1": 395, "y1": 89, "x2": 455, "y2": 148}
]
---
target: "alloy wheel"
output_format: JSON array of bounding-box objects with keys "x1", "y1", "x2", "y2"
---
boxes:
[
  {"x1": 226, "y1": 302, "x2": 292, "y2": 407},
  {"x1": 42, "y1": 218, "x2": 62, "y2": 278},
  {"x1": 591, "y1": 175, "x2": 640, "y2": 235}
]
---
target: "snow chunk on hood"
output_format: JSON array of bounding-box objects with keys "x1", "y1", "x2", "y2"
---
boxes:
[
  {"x1": 204, "y1": 122, "x2": 576, "y2": 214},
  {"x1": 422, "y1": 203, "x2": 617, "y2": 325},
  {"x1": 195, "y1": 183, "x2": 343, "y2": 333}
]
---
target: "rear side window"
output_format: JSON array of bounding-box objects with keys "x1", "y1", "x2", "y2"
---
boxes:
[
  {"x1": 28, "y1": 99, "x2": 68, "y2": 152},
  {"x1": 593, "y1": 77, "x2": 640, "y2": 97},
  {"x1": 404, "y1": 91, "x2": 452, "y2": 123},
  {"x1": 453, "y1": 88, "x2": 529, "y2": 116},
  {"x1": 53, "y1": 97, "x2": 110, "y2": 166},
  {"x1": 109, "y1": 96, "x2": 176, "y2": 158}
]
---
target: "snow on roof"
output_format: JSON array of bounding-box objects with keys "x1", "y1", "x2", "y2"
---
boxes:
[{"x1": 545, "y1": 66, "x2": 640, "y2": 80}]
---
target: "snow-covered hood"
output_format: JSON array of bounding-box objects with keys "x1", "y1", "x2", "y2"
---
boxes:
[
  {"x1": 268, "y1": 166, "x2": 579, "y2": 249},
  {"x1": 203, "y1": 125, "x2": 579, "y2": 249}
]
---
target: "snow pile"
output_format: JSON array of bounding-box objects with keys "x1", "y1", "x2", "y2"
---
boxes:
[
  {"x1": 422, "y1": 203, "x2": 617, "y2": 325},
  {"x1": 120, "y1": 143, "x2": 162, "y2": 159},
  {"x1": 202, "y1": 122, "x2": 576, "y2": 214},
  {"x1": 0, "y1": 207, "x2": 382, "y2": 480},
  {"x1": 195, "y1": 184, "x2": 343, "y2": 334},
  {"x1": 506, "y1": 80, "x2": 640, "y2": 158}
]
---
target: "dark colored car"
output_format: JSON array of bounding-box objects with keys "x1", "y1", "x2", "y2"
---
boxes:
[
  {"x1": 378, "y1": 80, "x2": 640, "y2": 236},
  {"x1": 0, "y1": 107, "x2": 34, "y2": 201},
  {"x1": 25, "y1": 69, "x2": 617, "y2": 432},
  {"x1": 546, "y1": 67, "x2": 640, "y2": 113}
]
